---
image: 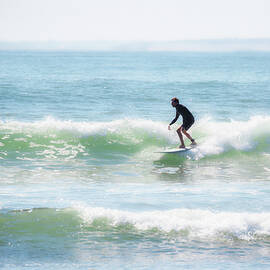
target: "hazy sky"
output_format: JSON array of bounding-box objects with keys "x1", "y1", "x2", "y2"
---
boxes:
[{"x1": 1, "y1": 0, "x2": 269, "y2": 41}]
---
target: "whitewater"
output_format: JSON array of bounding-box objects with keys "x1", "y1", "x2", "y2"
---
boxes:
[{"x1": 0, "y1": 51, "x2": 270, "y2": 269}]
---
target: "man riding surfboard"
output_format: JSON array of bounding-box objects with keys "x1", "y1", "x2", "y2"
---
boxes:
[{"x1": 168, "y1": 97, "x2": 197, "y2": 148}]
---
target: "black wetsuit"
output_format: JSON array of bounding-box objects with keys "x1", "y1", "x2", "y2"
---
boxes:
[{"x1": 170, "y1": 104, "x2": 195, "y2": 131}]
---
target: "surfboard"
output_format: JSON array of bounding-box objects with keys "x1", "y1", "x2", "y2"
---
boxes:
[{"x1": 157, "y1": 146, "x2": 193, "y2": 154}]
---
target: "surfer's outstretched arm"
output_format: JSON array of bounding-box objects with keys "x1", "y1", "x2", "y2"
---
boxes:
[{"x1": 168, "y1": 112, "x2": 180, "y2": 130}]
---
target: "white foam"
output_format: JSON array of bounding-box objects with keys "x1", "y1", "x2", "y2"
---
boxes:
[
  {"x1": 74, "y1": 203, "x2": 270, "y2": 241},
  {"x1": 188, "y1": 115, "x2": 270, "y2": 159},
  {"x1": 1, "y1": 116, "x2": 167, "y2": 136}
]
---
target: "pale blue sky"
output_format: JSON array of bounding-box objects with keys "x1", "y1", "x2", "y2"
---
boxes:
[{"x1": 0, "y1": 0, "x2": 269, "y2": 41}]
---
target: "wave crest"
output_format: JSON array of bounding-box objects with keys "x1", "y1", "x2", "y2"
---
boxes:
[
  {"x1": 2, "y1": 206, "x2": 270, "y2": 242},
  {"x1": 0, "y1": 116, "x2": 270, "y2": 160},
  {"x1": 75, "y1": 204, "x2": 270, "y2": 241}
]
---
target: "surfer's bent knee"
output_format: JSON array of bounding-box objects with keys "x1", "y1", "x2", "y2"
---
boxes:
[{"x1": 177, "y1": 127, "x2": 183, "y2": 133}]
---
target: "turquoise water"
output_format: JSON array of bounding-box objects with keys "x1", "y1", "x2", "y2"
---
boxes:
[{"x1": 0, "y1": 51, "x2": 270, "y2": 269}]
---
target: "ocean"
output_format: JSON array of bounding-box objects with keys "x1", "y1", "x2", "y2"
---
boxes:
[{"x1": 0, "y1": 50, "x2": 270, "y2": 269}]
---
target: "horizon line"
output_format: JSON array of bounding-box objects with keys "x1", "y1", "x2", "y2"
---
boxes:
[
  {"x1": 0, "y1": 38, "x2": 270, "y2": 52},
  {"x1": 1, "y1": 37, "x2": 270, "y2": 42}
]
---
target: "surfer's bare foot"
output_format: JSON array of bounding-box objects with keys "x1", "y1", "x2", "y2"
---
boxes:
[
  {"x1": 190, "y1": 139, "x2": 197, "y2": 146},
  {"x1": 179, "y1": 144, "x2": 186, "y2": 149}
]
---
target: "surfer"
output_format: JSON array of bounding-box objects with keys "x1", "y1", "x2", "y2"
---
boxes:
[{"x1": 168, "y1": 97, "x2": 197, "y2": 148}]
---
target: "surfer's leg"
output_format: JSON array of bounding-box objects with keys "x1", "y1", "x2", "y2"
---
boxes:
[
  {"x1": 177, "y1": 126, "x2": 185, "y2": 148},
  {"x1": 182, "y1": 129, "x2": 196, "y2": 145},
  {"x1": 182, "y1": 121, "x2": 196, "y2": 145}
]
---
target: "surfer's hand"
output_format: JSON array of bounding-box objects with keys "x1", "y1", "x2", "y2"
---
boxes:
[{"x1": 168, "y1": 125, "x2": 171, "y2": 130}]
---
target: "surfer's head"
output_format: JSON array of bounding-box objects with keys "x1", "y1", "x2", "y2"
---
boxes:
[{"x1": 171, "y1": 97, "x2": 179, "y2": 107}]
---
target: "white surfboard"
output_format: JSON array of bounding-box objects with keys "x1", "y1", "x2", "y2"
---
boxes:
[{"x1": 157, "y1": 146, "x2": 193, "y2": 154}]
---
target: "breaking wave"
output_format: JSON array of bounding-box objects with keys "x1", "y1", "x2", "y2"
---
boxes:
[
  {"x1": 1, "y1": 206, "x2": 270, "y2": 242},
  {"x1": 0, "y1": 116, "x2": 269, "y2": 161}
]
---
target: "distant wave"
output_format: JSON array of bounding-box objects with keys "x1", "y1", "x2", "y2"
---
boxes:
[
  {"x1": 0, "y1": 116, "x2": 269, "y2": 161},
  {"x1": 2, "y1": 206, "x2": 270, "y2": 242}
]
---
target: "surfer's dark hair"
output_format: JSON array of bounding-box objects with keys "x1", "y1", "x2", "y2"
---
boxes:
[{"x1": 171, "y1": 97, "x2": 179, "y2": 104}]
